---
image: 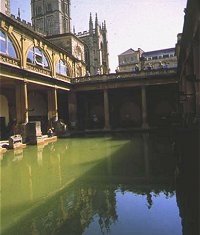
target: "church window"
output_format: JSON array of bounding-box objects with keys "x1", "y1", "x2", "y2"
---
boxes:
[
  {"x1": 27, "y1": 47, "x2": 49, "y2": 69},
  {"x1": 46, "y1": 16, "x2": 53, "y2": 35},
  {"x1": 46, "y1": 3, "x2": 52, "y2": 12},
  {"x1": 0, "y1": 30, "x2": 17, "y2": 58},
  {"x1": 36, "y1": 6, "x2": 42, "y2": 16},
  {"x1": 56, "y1": 60, "x2": 68, "y2": 76}
]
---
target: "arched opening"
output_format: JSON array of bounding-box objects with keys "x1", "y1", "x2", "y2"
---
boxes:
[
  {"x1": 0, "y1": 29, "x2": 18, "y2": 59},
  {"x1": 26, "y1": 46, "x2": 50, "y2": 69}
]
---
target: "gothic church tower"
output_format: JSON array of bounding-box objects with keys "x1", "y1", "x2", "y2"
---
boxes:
[
  {"x1": 31, "y1": 0, "x2": 71, "y2": 35},
  {"x1": 77, "y1": 13, "x2": 110, "y2": 75}
]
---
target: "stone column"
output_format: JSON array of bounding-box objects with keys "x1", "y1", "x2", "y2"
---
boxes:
[
  {"x1": 141, "y1": 86, "x2": 148, "y2": 128},
  {"x1": 16, "y1": 81, "x2": 29, "y2": 123},
  {"x1": 143, "y1": 133, "x2": 150, "y2": 179},
  {"x1": 68, "y1": 91, "x2": 77, "y2": 128},
  {"x1": 103, "y1": 89, "x2": 110, "y2": 130},
  {"x1": 48, "y1": 88, "x2": 58, "y2": 121}
]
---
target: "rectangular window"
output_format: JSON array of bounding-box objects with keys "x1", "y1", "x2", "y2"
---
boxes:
[
  {"x1": 36, "y1": 6, "x2": 42, "y2": 15},
  {"x1": 47, "y1": 3, "x2": 52, "y2": 12},
  {"x1": 163, "y1": 54, "x2": 169, "y2": 58}
]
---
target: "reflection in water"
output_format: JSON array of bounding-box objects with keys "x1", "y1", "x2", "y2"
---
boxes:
[
  {"x1": 174, "y1": 130, "x2": 199, "y2": 235},
  {"x1": 0, "y1": 132, "x2": 195, "y2": 235}
]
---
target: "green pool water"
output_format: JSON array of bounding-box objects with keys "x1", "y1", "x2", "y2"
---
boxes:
[{"x1": 0, "y1": 133, "x2": 182, "y2": 235}]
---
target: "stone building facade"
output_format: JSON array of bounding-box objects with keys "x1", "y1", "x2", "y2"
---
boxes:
[
  {"x1": 31, "y1": 1, "x2": 109, "y2": 76},
  {"x1": 118, "y1": 47, "x2": 177, "y2": 72},
  {"x1": 0, "y1": 12, "x2": 86, "y2": 138},
  {"x1": 118, "y1": 48, "x2": 144, "y2": 72},
  {"x1": 176, "y1": 0, "x2": 200, "y2": 125},
  {"x1": 31, "y1": 0, "x2": 71, "y2": 35},
  {"x1": 76, "y1": 13, "x2": 110, "y2": 75}
]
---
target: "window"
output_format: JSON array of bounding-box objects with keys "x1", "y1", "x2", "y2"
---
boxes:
[
  {"x1": 0, "y1": 30, "x2": 17, "y2": 58},
  {"x1": 27, "y1": 47, "x2": 49, "y2": 69},
  {"x1": 47, "y1": 3, "x2": 52, "y2": 12},
  {"x1": 56, "y1": 60, "x2": 68, "y2": 76},
  {"x1": 36, "y1": 6, "x2": 42, "y2": 15},
  {"x1": 163, "y1": 54, "x2": 169, "y2": 58},
  {"x1": 152, "y1": 56, "x2": 158, "y2": 60},
  {"x1": 46, "y1": 16, "x2": 53, "y2": 35}
]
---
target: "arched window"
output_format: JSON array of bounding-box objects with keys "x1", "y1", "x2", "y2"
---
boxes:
[
  {"x1": 27, "y1": 46, "x2": 49, "y2": 69},
  {"x1": 0, "y1": 30, "x2": 17, "y2": 58},
  {"x1": 56, "y1": 60, "x2": 68, "y2": 76}
]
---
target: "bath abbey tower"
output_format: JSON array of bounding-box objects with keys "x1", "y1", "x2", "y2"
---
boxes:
[
  {"x1": 31, "y1": 0, "x2": 71, "y2": 35},
  {"x1": 31, "y1": 0, "x2": 109, "y2": 75}
]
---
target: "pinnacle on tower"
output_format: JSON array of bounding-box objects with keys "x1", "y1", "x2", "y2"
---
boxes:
[
  {"x1": 95, "y1": 13, "x2": 98, "y2": 27},
  {"x1": 89, "y1": 12, "x2": 93, "y2": 34},
  {"x1": 95, "y1": 13, "x2": 99, "y2": 34},
  {"x1": 104, "y1": 20, "x2": 107, "y2": 30}
]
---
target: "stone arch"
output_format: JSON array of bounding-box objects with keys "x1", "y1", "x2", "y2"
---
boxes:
[
  {"x1": 25, "y1": 45, "x2": 52, "y2": 71},
  {"x1": 75, "y1": 45, "x2": 84, "y2": 61},
  {"x1": 0, "y1": 29, "x2": 20, "y2": 60}
]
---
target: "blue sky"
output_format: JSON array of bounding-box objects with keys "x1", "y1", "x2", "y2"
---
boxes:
[{"x1": 10, "y1": 0, "x2": 187, "y2": 72}]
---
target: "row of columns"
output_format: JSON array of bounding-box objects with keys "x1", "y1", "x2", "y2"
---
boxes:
[
  {"x1": 73, "y1": 87, "x2": 148, "y2": 130},
  {"x1": 15, "y1": 81, "x2": 59, "y2": 124},
  {"x1": 102, "y1": 87, "x2": 148, "y2": 129},
  {"x1": 15, "y1": 81, "x2": 148, "y2": 130}
]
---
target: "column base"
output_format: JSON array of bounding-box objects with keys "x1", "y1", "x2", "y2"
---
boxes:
[{"x1": 103, "y1": 126, "x2": 111, "y2": 131}]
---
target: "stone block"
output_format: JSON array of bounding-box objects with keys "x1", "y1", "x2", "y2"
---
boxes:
[{"x1": 9, "y1": 135, "x2": 22, "y2": 149}]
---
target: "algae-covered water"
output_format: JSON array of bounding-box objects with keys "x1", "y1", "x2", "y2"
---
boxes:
[{"x1": 0, "y1": 133, "x2": 182, "y2": 235}]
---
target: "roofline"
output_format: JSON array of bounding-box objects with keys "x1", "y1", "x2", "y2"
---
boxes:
[
  {"x1": 0, "y1": 12, "x2": 81, "y2": 63},
  {"x1": 142, "y1": 47, "x2": 175, "y2": 55}
]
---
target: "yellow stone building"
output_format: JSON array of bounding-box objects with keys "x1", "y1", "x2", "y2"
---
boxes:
[{"x1": 0, "y1": 12, "x2": 86, "y2": 138}]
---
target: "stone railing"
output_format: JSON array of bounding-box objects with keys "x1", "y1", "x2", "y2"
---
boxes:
[{"x1": 71, "y1": 68, "x2": 177, "y2": 84}]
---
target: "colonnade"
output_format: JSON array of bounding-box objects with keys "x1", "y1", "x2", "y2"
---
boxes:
[
  {"x1": 15, "y1": 82, "x2": 149, "y2": 131},
  {"x1": 69, "y1": 87, "x2": 149, "y2": 130}
]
